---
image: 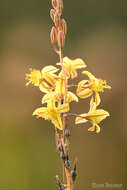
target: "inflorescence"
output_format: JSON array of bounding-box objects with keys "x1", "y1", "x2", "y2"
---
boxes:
[{"x1": 25, "y1": 0, "x2": 111, "y2": 189}]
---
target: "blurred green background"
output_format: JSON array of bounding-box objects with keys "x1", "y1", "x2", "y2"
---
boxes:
[{"x1": 0, "y1": 0, "x2": 127, "y2": 189}]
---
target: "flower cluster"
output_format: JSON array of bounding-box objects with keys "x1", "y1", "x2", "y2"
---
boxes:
[{"x1": 26, "y1": 57, "x2": 111, "y2": 133}]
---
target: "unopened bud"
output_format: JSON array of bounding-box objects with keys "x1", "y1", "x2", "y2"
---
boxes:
[
  {"x1": 50, "y1": 26, "x2": 57, "y2": 45},
  {"x1": 57, "y1": 0, "x2": 63, "y2": 15},
  {"x1": 52, "y1": 0, "x2": 57, "y2": 9},
  {"x1": 58, "y1": 30, "x2": 65, "y2": 49},
  {"x1": 54, "y1": 12, "x2": 60, "y2": 27},
  {"x1": 50, "y1": 9, "x2": 56, "y2": 22},
  {"x1": 71, "y1": 169, "x2": 77, "y2": 183},
  {"x1": 61, "y1": 19, "x2": 67, "y2": 35}
]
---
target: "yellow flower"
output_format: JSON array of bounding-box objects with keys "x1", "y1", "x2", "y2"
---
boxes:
[
  {"x1": 57, "y1": 57, "x2": 86, "y2": 79},
  {"x1": 33, "y1": 97, "x2": 69, "y2": 130},
  {"x1": 26, "y1": 65, "x2": 59, "y2": 93},
  {"x1": 39, "y1": 65, "x2": 59, "y2": 93},
  {"x1": 77, "y1": 71, "x2": 111, "y2": 106},
  {"x1": 25, "y1": 69, "x2": 41, "y2": 86},
  {"x1": 42, "y1": 79, "x2": 78, "y2": 104},
  {"x1": 41, "y1": 65, "x2": 59, "y2": 86},
  {"x1": 75, "y1": 97, "x2": 109, "y2": 133}
]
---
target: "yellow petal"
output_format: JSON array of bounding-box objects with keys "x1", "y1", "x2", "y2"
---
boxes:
[
  {"x1": 67, "y1": 92, "x2": 78, "y2": 103},
  {"x1": 88, "y1": 125, "x2": 95, "y2": 132},
  {"x1": 88, "y1": 109, "x2": 110, "y2": 124},
  {"x1": 41, "y1": 92, "x2": 55, "y2": 104},
  {"x1": 96, "y1": 124, "x2": 101, "y2": 133},
  {"x1": 44, "y1": 73, "x2": 58, "y2": 86},
  {"x1": 77, "y1": 88, "x2": 93, "y2": 99},
  {"x1": 89, "y1": 97, "x2": 96, "y2": 112},
  {"x1": 41, "y1": 65, "x2": 59, "y2": 74},
  {"x1": 51, "y1": 114, "x2": 63, "y2": 130},
  {"x1": 71, "y1": 69, "x2": 77, "y2": 79},
  {"x1": 78, "y1": 80, "x2": 89, "y2": 88},
  {"x1": 63, "y1": 57, "x2": 86, "y2": 69},
  {"x1": 32, "y1": 107, "x2": 47, "y2": 118},
  {"x1": 55, "y1": 79, "x2": 66, "y2": 95},
  {"x1": 82, "y1": 71, "x2": 96, "y2": 81},
  {"x1": 95, "y1": 92, "x2": 101, "y2": 106},
  {"x1": 57, "y1": 103, "x2": 69, "y2": 113},
  {"x1": 75, "y1": 114, "x2": 88, "y2": 124},
  {"x1": 39, "y1": 81, "x2": 53, "y2": 93},
  {"x1": 71, "y1": 58, "x2": 87, "y2": 69}
]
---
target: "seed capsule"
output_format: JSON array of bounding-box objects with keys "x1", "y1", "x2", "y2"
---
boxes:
[
  {"x1": 60, "y1": 151, "x2": 67, "y2": 161},
  {"x1": 71, "y1": 169, "x2": 77, "y2": 182},
  {"x1": 65, "y1": 128, "x2": 70, "y2": 138},
  {"x1": 65, "y1": 159, "x2": 71, "y2": 170},
  {"x1": 71, "y1": 164, "x2": 77, "y2": 182},
  {"x1": 58, "y1": 30, "x2": 65, "y2": 49}
]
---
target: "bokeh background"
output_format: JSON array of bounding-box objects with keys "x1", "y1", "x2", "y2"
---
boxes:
[{"x1": 0, "y1": 0, "x2": 127, "y2": 189}]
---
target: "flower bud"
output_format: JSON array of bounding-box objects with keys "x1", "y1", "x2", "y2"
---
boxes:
[
  {"x1": 52, "y1": 0, "x2": 57, "y2": 9},
  {"x1": 50, "y1": 26, "x2": 57, "y2": 45},
  {"x1": 61, "y1": 19, "x2": 67, "y2": 35},
  {"x1": 57, "y1": 0, "x2": 63, "y2": 15},
  {"x1": 54, "y1": 12, "x2": 60, "y2": 28},
  {"x1": 50, "y1": 9, "x2": 56, "y2": 22},
  {"x1": 58, "y1": 30, "x2": 65, "y2": 49}
]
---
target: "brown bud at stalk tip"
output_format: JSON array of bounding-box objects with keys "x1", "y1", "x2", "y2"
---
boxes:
[
  {"x1": 50, "y1": 9, "x2": 56, "y2": 22},
  {"x1": 57, "y1": 0, "x2": 63, "y2": 16},
  {"x1": 50, "y1": 26, "x2": 57, "y2": 45},
  {"x1": 52, "y1": 0, "x2": 57, "y2": 9},
  {"x1": 61, "y1": 19, "x2": 67, "y2": 35},
  {"x1": 58, "y1": 30, "x2": 65, "y2": 49}
]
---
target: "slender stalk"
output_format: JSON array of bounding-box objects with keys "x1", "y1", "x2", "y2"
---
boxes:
[{"x1": 59, "y1": 49, "x2": 71, "y2": 190}]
